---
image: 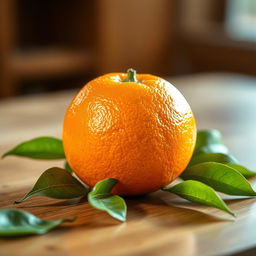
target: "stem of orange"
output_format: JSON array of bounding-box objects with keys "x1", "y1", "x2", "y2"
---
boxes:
[{"x1": 123, "y1": 69, "x2": 138, "y2": 83}]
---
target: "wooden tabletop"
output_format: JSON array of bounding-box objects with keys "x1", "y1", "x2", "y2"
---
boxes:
[{"x1": 1, "y1": 73, "x2": 256, "y2": 256}]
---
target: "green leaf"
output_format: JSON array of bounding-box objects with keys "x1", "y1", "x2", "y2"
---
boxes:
[
  {"x1": 195, "y1": 130, "x2": 228, "y2": 154},
  {"x1": 189, "y1": 153, "x2": 238, "y2": 167},
  {"x1": 195, "y1": 129, "x2": 223, "y2": 150},
  {"x1": 64, "y1": 161, "x2": 73, "y2": 173},
  {"x1": 88, "y1": 178, "x2": 127, "y2": 222},
  {"x1": 15, "y1": 167, "x2": 88, "y2": 204},
  {"x1": 196, "y1": 144, "x2": 229, "y2": 155},
  {"x1": 2, "y1": 137, "x2": 65, "y2": 159},
  {"x1": 226, "y1": 164, "x2": 256, "y2": 179},
  {"x1": 181, "y1": 162, "x2": 256, "y2": 196},
  {"x1": 0, "y1": 209, "x2": 75, "y2": 237},
  {"x1": 162, "y1": 180, "x2": 234, "y2": 216}
]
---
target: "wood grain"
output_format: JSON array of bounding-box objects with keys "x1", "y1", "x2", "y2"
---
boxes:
[{"x1": 1, "y1": 73, "x2": 256, "y2": 256}]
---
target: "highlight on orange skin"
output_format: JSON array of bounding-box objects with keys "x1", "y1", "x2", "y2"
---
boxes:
[{"x1": 63, "y1": 70, "x2": 196, "y2": 195}]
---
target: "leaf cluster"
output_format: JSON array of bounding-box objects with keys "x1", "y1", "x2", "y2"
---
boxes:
[{"x1": 1, "y1": 130, "x2": 256, "y2": 236}]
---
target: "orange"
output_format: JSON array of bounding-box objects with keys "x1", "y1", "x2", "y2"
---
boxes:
[{"x1": 62, "y1": 69, "x2": 196, "y2": 195}]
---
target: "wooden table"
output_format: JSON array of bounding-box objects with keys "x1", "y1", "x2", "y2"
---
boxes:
[{"x1": 1, "y1": 73, "x2": 256, "y2": 256}]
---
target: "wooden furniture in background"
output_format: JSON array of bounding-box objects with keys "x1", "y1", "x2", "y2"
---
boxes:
[
  {"x1": 0, "y1": 0, "x2": 95, "y2": 98},
  {"x1": 1, "y1": 0, "x2": 255, "y2": 98},
  {"x1": 0, "y1": 0, "x2": 174, "y2": 98},
  {"x1": 1, "y1": 73, "x2": 256, "y2": 255},
  {"x1": 175, "y1": 0, "x2": 256, "y2": 76}
]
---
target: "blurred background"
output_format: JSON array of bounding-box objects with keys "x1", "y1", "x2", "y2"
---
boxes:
[{"x1": 0, "y1": 0, "x2": 256, "y2": 98}]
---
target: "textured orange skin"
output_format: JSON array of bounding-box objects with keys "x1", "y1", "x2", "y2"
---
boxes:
[{"x1": 63, "y1": 73, "x2": 196, "y2": 195}]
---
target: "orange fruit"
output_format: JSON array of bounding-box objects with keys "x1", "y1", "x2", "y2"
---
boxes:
[{"x1": 63, "y1": 69, "x2": 196, "y2": 195}]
